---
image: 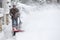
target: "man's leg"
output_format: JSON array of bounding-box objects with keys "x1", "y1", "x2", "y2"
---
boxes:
[
  {"x1": 15, "y1": 18, "x2": 18, "y2": 26},
  {"x1": 12, "y1": 18, "x2": 17, "y2": 27},
  {"x1": 15, "y1": 18, "x2": 18, "y2": 29},
  {"x1": 12, "y1": 18, "x2": 14, "y2": 27},
  {"x1": 12, "y1": 18, "x2": 16, "y2": 36}
]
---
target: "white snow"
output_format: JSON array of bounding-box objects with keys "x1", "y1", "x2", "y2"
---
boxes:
[{"x1": 0, "y1": 3, "x2": 60, "y2": 40}]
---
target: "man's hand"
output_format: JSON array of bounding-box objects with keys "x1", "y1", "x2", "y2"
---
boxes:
[
  {"x1": 15, "y1": 12, "x2": 20, "y2": 17},
  {"x1": 10, "y1": 13, "x2": 13, "y2": 16}
]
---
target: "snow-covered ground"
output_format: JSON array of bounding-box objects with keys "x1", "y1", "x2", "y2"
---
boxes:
[{"x1": 0, "y1": 3, "x2": 60, "y2": 40}]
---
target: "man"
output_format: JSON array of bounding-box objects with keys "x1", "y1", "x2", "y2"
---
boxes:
[{"x1": 9, "y1": 5, "x2": 23, "y2": 32}]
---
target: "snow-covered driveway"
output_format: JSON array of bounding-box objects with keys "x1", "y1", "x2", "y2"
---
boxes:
[{"x1": 16, "y1": 4, "x2": 60, "y2": 40}]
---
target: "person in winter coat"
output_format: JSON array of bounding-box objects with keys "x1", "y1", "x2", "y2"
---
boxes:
[
  {"x1": 10, "y1": 5, "x2": 24, "y2": 36},
  {"x1": 9, "y1": 5, "x2": 20, "y2": 31}
]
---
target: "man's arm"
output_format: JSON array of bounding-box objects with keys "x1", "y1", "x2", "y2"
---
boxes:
[{"x1": 15, "y1": 8, "x2": 20, "y2": 17}]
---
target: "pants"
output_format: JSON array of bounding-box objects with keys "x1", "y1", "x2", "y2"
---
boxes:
[{"x1": 12, "y1": 18, "x2": 18, "y2": 27}]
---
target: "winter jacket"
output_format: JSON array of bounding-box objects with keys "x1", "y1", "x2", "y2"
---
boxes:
[{"x1": 10, "y1": 8, "x2": 20, "y2": 19}]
